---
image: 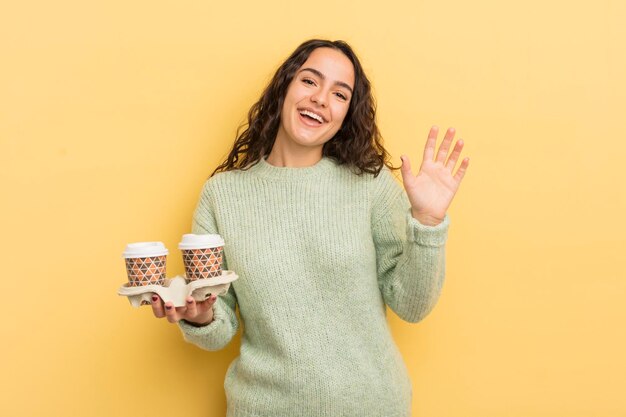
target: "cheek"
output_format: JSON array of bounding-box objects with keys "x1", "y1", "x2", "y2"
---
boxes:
[
  {"x1": 285, "y1": 83, "x2": 306, "y2": 103},
  {"x1": 333, "y1": 105, "x2": 350, "y2": 127},
  {"x1": 279, "y1": 98, "x2": 294, "y2": 126}
]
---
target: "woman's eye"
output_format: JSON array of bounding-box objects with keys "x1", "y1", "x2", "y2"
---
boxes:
[
  {"x1": 302, "y1": 78, "x2": 315, "y2": 86},
  {"x1": 335, "y1": 92, "x2": 348, "y2": 101}
]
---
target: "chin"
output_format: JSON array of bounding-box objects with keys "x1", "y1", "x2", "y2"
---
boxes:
[{"x1": 296, "y1": 136, "x2": 332, "y2": 149}]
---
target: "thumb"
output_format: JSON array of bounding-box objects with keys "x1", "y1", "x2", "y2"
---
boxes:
[{"x1": 400, "y1": 155, "x2": 413, "y2": 183}]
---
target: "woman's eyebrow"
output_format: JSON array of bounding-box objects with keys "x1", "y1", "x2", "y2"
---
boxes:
[{"x1": 298, "y1": 68, "x2": 354, "y2": 94}]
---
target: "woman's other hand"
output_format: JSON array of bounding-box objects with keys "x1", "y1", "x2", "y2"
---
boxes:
[
  {"x1": 151, "y1": 293, "x2": 217, "y2": 327},
  {"x1": 400, "y1": 126, "x2": 469, "y2": 226}
]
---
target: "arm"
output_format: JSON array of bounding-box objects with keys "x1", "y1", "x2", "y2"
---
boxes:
[
  {"x1": 373, "y1": 173, "x2": 450, "y2": 323},
  {"x1": 177, "y1": 180, "x2": 240, "y2": 351},
  {"x1": 376, "y1": 125, "x2": 467, "y2": 322}
]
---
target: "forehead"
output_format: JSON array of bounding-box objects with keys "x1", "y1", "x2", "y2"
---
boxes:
[{"x1": 299, "y1": 47, "x2": 355, "y2": 88}]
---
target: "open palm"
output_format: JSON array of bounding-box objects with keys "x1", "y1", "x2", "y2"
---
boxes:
[{"x1": 400, "y1": 126, "x2": 469, "y2": 226}]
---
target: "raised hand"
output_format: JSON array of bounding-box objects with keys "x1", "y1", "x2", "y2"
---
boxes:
[{"x1": 400, "y1": 126, "x2": 469, "y2": 226}]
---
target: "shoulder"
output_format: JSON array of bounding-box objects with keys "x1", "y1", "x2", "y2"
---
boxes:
[
  {"x1": 333, "y1": 160, "x2": 400, "y2": 185},
  {"x1": 370, "y1": 166, "x2": 404, "y2": 200},
  {"x1": 328, "y1": 161, "x2": 404, "y2": 199},
  {"x1": 333, "y1": 163, "x2": 405, "y2": 215},
  {"x1": 366, "y1": 166, "x2": 407, "y2": 223},
  {"x1": 198, "y1": 168, "x2": 246, "y2": 196}
]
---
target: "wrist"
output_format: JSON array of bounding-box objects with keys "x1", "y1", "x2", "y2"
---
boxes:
[
  {"x1": 411, "y1": 208, "x2": 444, "y2": 226},
  {"x1": 184, "y1": 317, "x2": 214, "y2": 328}
]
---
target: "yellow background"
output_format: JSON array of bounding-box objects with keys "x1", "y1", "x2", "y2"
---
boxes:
[{"x1": 1, "y1": 0, "x2": 625, "y2": 416}]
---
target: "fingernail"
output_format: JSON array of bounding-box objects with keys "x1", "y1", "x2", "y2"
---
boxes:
[
  {"x1": 165, "y1": 305, "x2": 172, "y2": 310},
  {"x1": 187, "y1": 298, "x2": 193, "y2": 304},
  {"x1": 205, "y1": 293, "x2": 212, "y2": 298},
  {"x1": 151, "y1": 295, "x2": 158, "y2": 302}
]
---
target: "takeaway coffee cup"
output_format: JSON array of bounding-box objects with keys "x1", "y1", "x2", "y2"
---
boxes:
[
  {"x1": 179, "y1": 234, "x2": 225, "y2": 281},
  {"x1": 122, "y1": 242, "x2": 168, "y2": 287}
]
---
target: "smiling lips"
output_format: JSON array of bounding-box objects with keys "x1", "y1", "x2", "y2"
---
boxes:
[{"x1": 298, "y1": 108, "x2": 326, "y2": 125}]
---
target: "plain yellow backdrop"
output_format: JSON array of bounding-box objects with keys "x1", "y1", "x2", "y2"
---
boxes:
[{"x1": 1, "y1": 0, "x2": 625, "y2": 416}]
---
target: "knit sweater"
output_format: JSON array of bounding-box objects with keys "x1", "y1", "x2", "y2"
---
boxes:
[{"x1": 178, "y1": 156, "x2": 450, "y2": 417}]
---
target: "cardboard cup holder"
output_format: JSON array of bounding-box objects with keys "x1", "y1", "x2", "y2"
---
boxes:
[{"x1": 117, "y1": 270, "x2": 238, "y2": 308}]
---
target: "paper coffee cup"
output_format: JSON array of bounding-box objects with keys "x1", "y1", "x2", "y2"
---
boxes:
[
  {"x1": 122, "y1": 242, "x2": 168, "y2": 287},
  {"x1": 179, "y1": 234, "x2": 225, "y2": 281}
]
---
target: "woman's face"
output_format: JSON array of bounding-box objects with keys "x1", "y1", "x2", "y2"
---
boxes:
[{"x1": 275, "y1": 47, "x2": 355, "y2": 154}]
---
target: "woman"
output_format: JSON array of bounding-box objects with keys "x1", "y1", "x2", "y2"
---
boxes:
[{"x1": 151, "y1": 39, "x2": 469, "y2": 416}]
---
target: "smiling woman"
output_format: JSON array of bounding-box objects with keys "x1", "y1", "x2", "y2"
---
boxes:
[
  {"x1": 211, "y1": 39, "x2": 393, "y2": 176},
  {"x1": 271, "y1": 47, "x2": 355, "y2": 166},
  {"x1": 149, "y1": 38, "x2": 469, "y2": 417}
]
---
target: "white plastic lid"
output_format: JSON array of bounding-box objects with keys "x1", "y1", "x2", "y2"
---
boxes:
[
  {"x1": 123, "y1": 242, "x2": 169, "y2": 258},
  {"x1": 178, "y1": 233, "x2": 225, "y2": 250}
]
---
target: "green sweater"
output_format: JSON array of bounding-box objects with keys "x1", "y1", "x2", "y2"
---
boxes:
[{"x1": 178, "y1": 156, "x2": 450, "y2": 417}]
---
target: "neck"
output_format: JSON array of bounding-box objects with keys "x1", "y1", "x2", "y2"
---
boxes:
[{"x1": 266, "y1": 138, "x2": 323, "y2": 168}]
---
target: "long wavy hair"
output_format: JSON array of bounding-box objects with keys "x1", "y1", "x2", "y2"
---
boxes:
[{"x1": 211, "y1": 39, "x2": 398, "y2": 177}]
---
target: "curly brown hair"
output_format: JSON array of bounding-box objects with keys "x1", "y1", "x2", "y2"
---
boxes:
[{"x1": 211, "y1": 39, "x2": 398, "y2": 178}]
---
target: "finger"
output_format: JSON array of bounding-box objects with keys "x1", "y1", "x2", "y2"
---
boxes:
[
  {"x1": 184, "y1": 296, "x2": 198, "y2": 319},
  {"x1": 207, "y1": 294, "x2": 218, "y2": 306},
  {"x1": 164, "y1": 302, "x2": 180, "y2": 324},
  {"x1": 151, "y1": 294, "x2": 165, "y2": 318},
  {"x1": 453, "y1": 157, "x2": 470, "y2": 182},
  {"x1": 435, "y1": 127, "x2": 456, "y2": 164},
  {"x1": 399, "y1": 155, "x2": 413, "y2": 183},
  {"x1": 445, "y1": 139, "x2": 464, "y2": 172},
  {"x1": 423, "y1": 125, "x2": 439, "y2": 162},
  {"x1": 196, "y1": 293, "x2": 218, "y2": 313}
]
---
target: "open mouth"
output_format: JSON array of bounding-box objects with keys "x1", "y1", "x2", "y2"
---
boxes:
[{"x1": 298, "y1": 109, "x2": 324, "y2": 124}]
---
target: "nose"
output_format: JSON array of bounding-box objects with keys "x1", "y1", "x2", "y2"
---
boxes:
[{"x1": 310, "y1": 89, "x2": 328, "y2": 107}]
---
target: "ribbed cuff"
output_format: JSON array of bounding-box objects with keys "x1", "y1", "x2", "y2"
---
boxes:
[
  {"x1": 178, "y1": 297, "x2": 225, "y2": 337},
  {"x1": 406, "y1": 211, "x2": 450, "y2": 246}
]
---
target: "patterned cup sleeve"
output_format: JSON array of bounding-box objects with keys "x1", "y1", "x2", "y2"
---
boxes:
[
  {"x1": 182, "y1": 247, "x2": 223, "y2": 281},
  {"x1": 125, "y1": 255, "x2": 167, "y2": 286}
]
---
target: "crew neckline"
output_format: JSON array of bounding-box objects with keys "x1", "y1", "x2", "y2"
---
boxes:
[{"x1": 249, "y1": 156, "x2": 337, "y2": 181}]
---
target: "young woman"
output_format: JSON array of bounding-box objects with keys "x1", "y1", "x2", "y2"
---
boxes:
[{"x1": 151, "y1": 39, "x2": 469, "y2": 417}]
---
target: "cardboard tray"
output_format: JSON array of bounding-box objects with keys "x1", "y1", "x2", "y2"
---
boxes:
[{"x1": 117, "y1": 270, "x2": 238, "y2": 308}]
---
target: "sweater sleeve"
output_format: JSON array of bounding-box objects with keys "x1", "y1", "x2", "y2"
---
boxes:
[
  {"x1": 177, "y1": 179, "x2": 240, "y2": 351},
  {"x1": 372, "y1": 170, "x2": 450, "y2": 323}
]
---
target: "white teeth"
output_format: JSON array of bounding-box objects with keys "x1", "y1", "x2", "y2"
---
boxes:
[{"x1": 299, "y1": 110, "x2": 323, "y2": 123}]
